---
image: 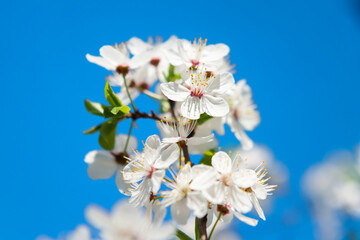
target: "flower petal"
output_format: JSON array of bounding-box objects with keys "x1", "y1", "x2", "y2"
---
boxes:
[
  {"x1": 202, "y1": 95, "x2": 229, "y2": 117},
  {"x1": 85, "y1": 205, "x2": 111, "y2": 229},
  {"x1": 233, "y1": 211, "x2": 258, "y2": 226},
  {"x1": 160, "y1": 82, "x2": 190, "y2": 102},
  {"x1": 154, "y1": 144, "x2": 179, "y2": 169},
  {"x1": 228, "y1": 186, "x2": 252, "y2": 213},
  {"x1": 171, "y1": 199, "x2": 190, "y2": 225},
  {"x1": 187, "y1": 134, "x2": 214, "y2": 146},
  {"x1": 190, "y1": 165, "x2": 218, "y2": 190},
  {"x1": 115, "y1": 168, "x2": 131, "y2": 196},
  {"x1": 86, "y1": 54, "x2": 113, "y2": 71},
  {"x1": 187, "y1": 191, "x2": 208, "y2": 218},
  {"x1": 207, "y1": 72, "x2": 235, "y2": 95},
  {"x1": 212, "y1": 151, "x2": 232, "y2": 174},
  {"x1": 234, "y1": 169, "x2": 257, "y2": 188},
  {"x1": 113, "y1": 134, "x2": 138, "y2": 154},
  {"x1": 85, "y1": 150, "x2": 117, "y2": 180},
  {"x1": 129, "y1": 178, "x2": 151, "y2": 207},
  {"x1": 127, "y1": 37, "x2": 151, "y2": 55},
  {"x1": 181, "y1": 97, "x2": 203, "y2": 120},
  {"x1": 202, "y1": 182, "x2": 225, "y2": 204},
  {"x1": 151, "y1": 170, "x2": 165, "y2": 194},
  {"x1": 100, "y1": 45, "x2": 126, "y2": 65},
  {"x1": 250, "y1": 193, "x2": 266, "y2": 220},
  {"x1": 253, "y1": 183, "x2": 268, "y2": 200},
  {"x1": 202, "y1": 43, "x2": 230, "y2": 62}
]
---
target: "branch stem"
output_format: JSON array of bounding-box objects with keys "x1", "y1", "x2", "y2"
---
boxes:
[
  {"x1": 208, "y1": 213, "x2": 222, "y2": 240},
  {"x1": 122, "y1": 73, "x2": 137, "y2": 111},
  {"x1": 196, "y1": 215, "x2": 208, "y2": 240}
]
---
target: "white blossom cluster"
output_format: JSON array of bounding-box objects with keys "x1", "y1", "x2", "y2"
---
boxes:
[
  {"x1": 302, "y1": 145, "x2": 360, "y2": 240},
  {"x1": 81, "y1": 36, "x2": 277, "y2": 239}
]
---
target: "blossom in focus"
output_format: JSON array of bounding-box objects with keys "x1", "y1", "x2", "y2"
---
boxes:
[
  {"x1": 36, "y1": 224, "x2": 91, "y2": 240},
  {"x1": 84, "y1": 134, "x2": 137, "y2": 194},
  {"x1": 224, "y1": 80, "x2": 260, "y2": 150},
  {"x1": 161, "y1": 163, "x2": 216, "y2": 224},
  {"x1": 160, "y1": 68, "x2": 235, "y2": 119},
  {"x1": 85, "y1": 200, "x2": 174, "y2": 240},
  {"x1": 122, "y1": 135, "x2": 179, "y2": 206},
  {"x1": 157, "y1": 116, "x2": 214, "y2": 148},
  {"x1": 127, "y1": 36, "x2": 179, "y2": 82},
  {"x1": 86, "y1": 43, "x2": 134, "y2": 75},
  {"x1": 168, "y1": 38, "x2": 230, "y2": 71}
]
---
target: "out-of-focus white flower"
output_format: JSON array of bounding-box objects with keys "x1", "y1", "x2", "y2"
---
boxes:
[
  {"x1": 210, "y1": 203, "x2": 259, "y2": 227},
  {"x1": 36, "y1": 224, "x2": 91, "y2": 240},
  {"x1": 161, "y1": 163, "x2": 215, "y2": 224},
  {"x1": 84, "y1": 134, "x2": 137, "y2": 194},
  {"x1": 128, "y1": 36, "x2": 179, "y2": 82},
  {"x1": 86, "y1": 43, "x2": 133, "y2": 75},
  {"x1": 201, "y1": 151, "x2": 253, "y2": 213},
  {"x1": 168, "y1": 38, "x2": 230, "y2": 71},
  {"x1": 106, "y1": 65, "x2": 157, "y2": 105},
  {"x1": 157, "y1": 116, "x2": 214, "y2": 148},
  {"x1": 302, "y1": 146, "x2": 360, "y2": 240},
  {"x1": 224, "y1": 80, "x2": 260, "y2": 150},
  {"x1": 85, "y1": 200, "x2": 174, "y2": 240},
  {"x1": 160, "y1": 68, "x2": 235, "y2": 119},
  {"x1": 122, "y1": 135, "x2": 179, "y2": 206}
]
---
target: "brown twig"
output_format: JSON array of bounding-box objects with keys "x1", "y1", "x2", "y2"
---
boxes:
[{"x1": 197, "y1": 215, "x2": 208, "y2": 240}]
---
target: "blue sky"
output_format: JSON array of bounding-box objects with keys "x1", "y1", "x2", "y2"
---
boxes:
[{"x1": 1, "y1": 0, "x2": 360, "y2": 239}]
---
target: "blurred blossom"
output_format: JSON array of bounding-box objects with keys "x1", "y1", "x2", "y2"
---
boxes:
[
  {"x1": 36, "y1": 224, "x2": 91, "y2": 240},
  {"x1": 302, "y1": 144, "x2": 360, "y2": 240}
]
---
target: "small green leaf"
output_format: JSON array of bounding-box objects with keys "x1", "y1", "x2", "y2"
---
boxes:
[
  {"x1": 175, "y1": 229, "x2": 193, "y2": 240},
  {"x1": 159, "y1": 99, "x2": 170, "y2": 113},
  {"x1": 84, "y1": 99, "x2": 105, "y2": 116},
  {"x1": 98, "y1": 119, "x2": 117, "y2": 150},
  {"x1": 199, "y1": 149, "x2": 216, "y2": 166},
  {"x1": 197, "y1": 113, "x2": 213, "y2": 125},
  {"x1": 104, "y1": 81, "x2": 122, "y2": 107},
  {"x1": 83, "y1": 124, "x2": 102, "y2": 135},
  {"x1": 111, "y1": 105, "x2": 130, "y2": 115},
  {"x1": 164, "y1": 64, "x2": 182, "y2": 82}
]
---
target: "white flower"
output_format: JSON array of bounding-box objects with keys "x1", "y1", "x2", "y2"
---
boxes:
[
  {"x1": 122, "y1": 135, "x2": 179, "y2": 207},
  {"x1": 160, "y1": 69, "x2": 235, "y2": 119},
  {"x1": 225, "y1": 80, "x2": 260, "y2": 150},
  {"x1": 128, "y1": 36, "x2": 179, "y2": 82},
  {"x1": 161, "y1": 163, "x2": 215, "y2": 224},
  {"x1": 157, "y1": 116, "x2": 214, "y2": 148},
  {"x1": 210, "y1": 203, "x2": 259, "y2": 227},
  {"x1": 106, "y1": 65, "x2": 157, "y2": 105},
  {"x1": 85, "y1": 200, "x2": 174, "y2": 240},
  {"x1": 84, "y1": 134, "x2": 137, "y2": 195},
  {"x1": 36, "y1": 224, "x2": 91, "y2": 240},
  {"x1": 168, "y1": 38, "x2": 230, "y2": 70},
  {"x1": 86, "y1": 43, "x2": 133, "y2": 74},
  {"x1": 201, "y1": 151, "x2": 253, "y2": 214}
]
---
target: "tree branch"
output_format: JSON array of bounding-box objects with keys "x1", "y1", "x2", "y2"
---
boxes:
[{"x1": 196, "y1": 215, "x2": 208, "y2": 240}]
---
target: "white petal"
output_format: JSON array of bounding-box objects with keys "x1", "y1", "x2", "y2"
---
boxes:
[
  {"x1": 253, "y1": 183, "x2": 268, "y2": 200},
  {"x1": 115, "y1": 169, "x2": 131, "y2": 196},
  {"x1": 181, "y1": 96, "x2": 203, "y2": 120},
  {"x1": 86, "y1": 54, "x2": 113, "y2": 71},
  {"x1": 151, "y1": 170, "x2": 165, "y2": 194},
  {"x1": 207, "y1": 72, "x2": 235, "y2": 95},
  {"x1": 154, "y1": 144, "x2": 179, "y2": 169},
  {"x1": 85, "y1": 150, "x2": 117, "y2": 180},
  {"x1": 113, "y1": 134, "x2": 138, "y2": 154},
  {"x1": 160, "y1": 82, "x2": 190, "y2": 101},
  {"x1": 127, "y1": 37, "x2": 151, "y2": 55},
  {"x1": 234, "y1": 169, "x2": 257, "y2": 188},
  {"x1": 202, "y1": 43, "x2": 230, "y2": 62},
  {"x1": 68, "y1": 225, "x2": 91, "y2": 240},
  {"x1": 131, "y1": 51, "x2": 154, "y2": 68},
  {"x1": 129, "y1": 179, "x2": 151, "y2": 207},
  {"x1": 233, "y1": 211, "x2": 258, "y2": 226},
  {"x1": 85, "y1": 205, "x2": 111, "y2": 229},
  {"x1": 212, "y1": 151, "x2": 232, "y2": 174},
  {"x1": 152, "y1": 201, "x2": 167, "y2": 226},
  {"x1": 251, "y1": 193, "x2": 266, "y2": 220},
  {"x1": 187, "y1": 134, "x2": 214, "y2": 146},
  {"x1": 228, "y1": 186, "x2": 252, "y2": 213},
  {"x1": 203, "y1": 182, "x2": 225, "y2": 204},
  {"x1": 202, "y1": 95, "x2": 229, "y2": 117},
  {"x1": 190, "y1": 165, "x2": 218, "y2": 190},
  {"x1": 221, "y1": 211, "x2": 234, "y2": 224},
  {"x1": 146, "y1": 134, "x2": 161, "y2": 150},
  {"x1": 100, "y1": 45, "x2": 126, "y2": 65},
  {"x1": 171, "y1": 199, "x2": 190, "y2": 225},
  {"x1": 230, "y1": 121, "x2": 254, "y2": 150},
  {"x1": 187, "y1": 191, "x2": 208, "y2": 218}
]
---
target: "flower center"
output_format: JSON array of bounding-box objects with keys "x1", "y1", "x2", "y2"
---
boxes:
[
  {"x1": 191, "y1": 59, "x2": 200, "y2": 66},
  {"x1": 146, "y1": 165, "x2": 155, "y2": 178},
  {"x1": 116, "y1": 65, "x2": 129, "y2": 75},
  {"x1": 220, "y1": 173, "x2": 233, "y2": 187},
  {"x1": 111, "y1": 152, "x2": 128, "y2": 165},
  {"x1": 150, "y1": 58, "x2": 160, "y2": 67},
  {"x1": 190, "y1": 88, "x2": 204, "y2": 98}
]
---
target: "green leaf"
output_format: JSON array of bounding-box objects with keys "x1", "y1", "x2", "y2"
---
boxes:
[
  {"x1": 197, "y1": 113, "x2": 213, "y2": 125},
  {"x1": 111, "y1": 105, "x2": 130, "y2": 115},
  {"x1": 83, "y1": 124, "x2": 102, "y2": 134},
  {"x1": 159, "y1": 99, "x2": 170, "y2": 113},
  {"x1": 104, "y1": 81, "x2": 123, "y2": 107},
  {"x1": 164, "y1": 64, "x2": 182, "y2": 82},
  {"x1": 175, "y1": 229, "x2": 193, "y2": 240},
  {"x1": 195, "y1": 218, "x2": 200, "y2": 240},
  {"x1": 98, "y1": 119, "x2": 117, "y2": 150},
  {"x1": 84, "y1": 99, "x2": 105, "y2": 116},
  {"x1": 199, "y1": 149, "x2": 216, "y2": 166}
]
